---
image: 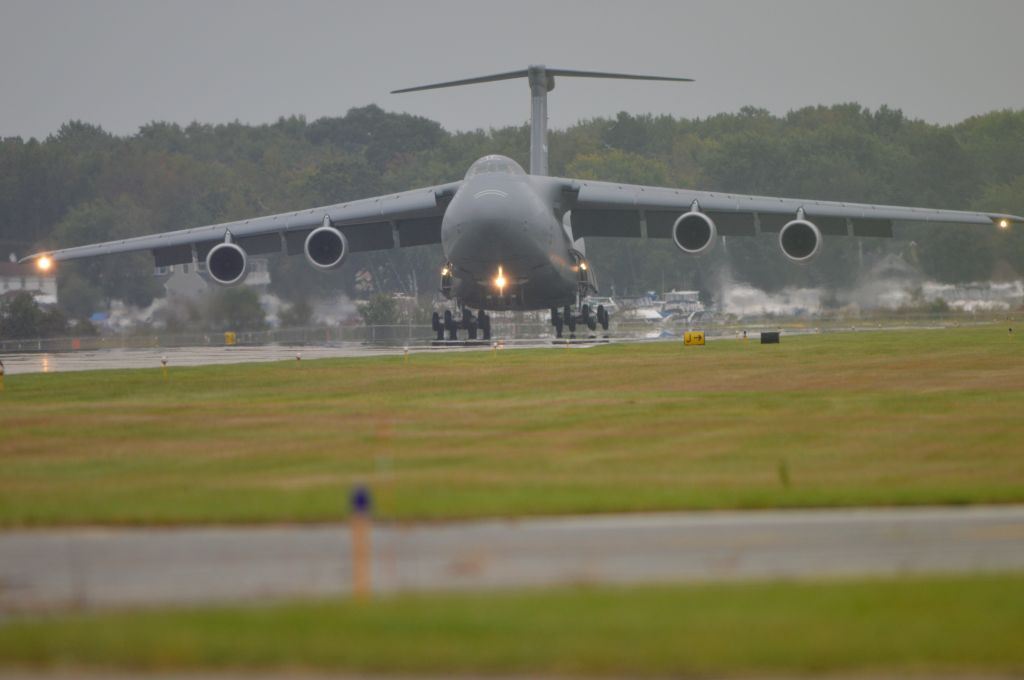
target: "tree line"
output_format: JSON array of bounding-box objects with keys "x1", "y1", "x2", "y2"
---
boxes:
[{"x1": 1, "y1": 102, "x2": 1022, "y2": 321}]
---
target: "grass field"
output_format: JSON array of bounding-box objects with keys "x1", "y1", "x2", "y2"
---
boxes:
[
  {"x1": 2, "y1": 574, "x2": 1022, "y2": 676},
  {"x1": 1, "y1": 325, "x2": 1023, "y2": 526}
]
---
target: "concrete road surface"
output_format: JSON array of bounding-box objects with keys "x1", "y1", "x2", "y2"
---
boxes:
[{"x1": 2, "y1": 506, "x2": 1022, "y2": 611}]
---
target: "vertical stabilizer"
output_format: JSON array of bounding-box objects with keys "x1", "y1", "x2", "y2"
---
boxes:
[
  {"x1": 391, "y1": 66, "x2": 692, "y2": 176},
  {"x1": 526, "y1": 65, "x2": 553, "y2": 175}
]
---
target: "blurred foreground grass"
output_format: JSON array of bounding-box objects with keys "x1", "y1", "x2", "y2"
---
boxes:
[
  {"x1": 2, "y1": 326, "x2": 1023, "y2": 526},
  {"x1": 2, "y1": 574, "x2": 1022, "y2": 676}
]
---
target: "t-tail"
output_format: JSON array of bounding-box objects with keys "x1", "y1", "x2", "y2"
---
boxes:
[{"x1": 392, "y1": 66, "x2": 693, "y2": 176}]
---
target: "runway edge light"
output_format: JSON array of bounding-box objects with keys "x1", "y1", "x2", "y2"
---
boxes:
[{"x1": 350, "y1": 485, "x2": 373, "y2": 600}]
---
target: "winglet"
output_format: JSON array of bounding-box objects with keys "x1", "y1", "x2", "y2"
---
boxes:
[
  {"x1": 993, "y1": 214, "x2": 1024, "y2": 229},
  {"x1": 18, "y1": 251, "x2": 55, "y2": 272}
]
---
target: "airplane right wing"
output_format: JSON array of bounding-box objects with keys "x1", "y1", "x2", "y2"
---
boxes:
[{"x1": 560, "y1": 177, "x2": 1021, "y2": 241}]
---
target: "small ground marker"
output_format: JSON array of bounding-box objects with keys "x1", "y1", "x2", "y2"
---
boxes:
[{"x1": 350, "y1": 485, "x2": 373, "y2": 600}]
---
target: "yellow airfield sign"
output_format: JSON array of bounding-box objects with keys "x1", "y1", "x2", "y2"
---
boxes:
[{"x1": 684, "y1": 330, "x2": 705, "y2": 346}]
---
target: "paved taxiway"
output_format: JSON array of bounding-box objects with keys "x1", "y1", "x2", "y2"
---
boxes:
[{"x1": 2, "y1": 505, "x2": 1022, "y2": 611}]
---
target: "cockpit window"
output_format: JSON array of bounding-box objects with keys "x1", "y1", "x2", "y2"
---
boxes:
[{"x1": 464, "y1": 155, "x2": 526, "y2": 179}]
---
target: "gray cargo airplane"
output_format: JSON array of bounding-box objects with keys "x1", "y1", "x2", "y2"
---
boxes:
[{"x1": 23, "y1": 66, "x2": 1022, "y2": 340}]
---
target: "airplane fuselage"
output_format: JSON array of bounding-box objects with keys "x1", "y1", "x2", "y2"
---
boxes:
[{"x1": 440, "y1": 156, "x2": 578, "y2": 311}]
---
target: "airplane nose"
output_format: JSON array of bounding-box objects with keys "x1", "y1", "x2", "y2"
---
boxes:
[{"x1": 446, "y1": 194, "x2": 533, "y2": 263}]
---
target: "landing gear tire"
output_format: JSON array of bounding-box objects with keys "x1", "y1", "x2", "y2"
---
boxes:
[
  {"x1": 462, "y1": 307, "x2": 478, "y2": 340},
  {"x1": 597, "y1": 304, "x2": 609, "y2": 332},
  {"x1": 582, "y1": 303, "x2": 597, "y2": 332},
  {"x1": 432, "y1": 312, "x2": 444, "y2": 341},
  {"x1": 444, "y1": 309, "x2": 458, "y2": 341},
  {"x1": 564, "y1": 305, "x2": 576, "y2": 338},
  {"x1": 551, "y1": 307, "x2": 564, "y2": 339},
  {"x1": 478, "y1": 310, "x2": 491, "y2": 341}
]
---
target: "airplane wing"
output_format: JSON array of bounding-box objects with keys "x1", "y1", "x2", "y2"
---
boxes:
[
  {"x1": 559, "y1": 178, "x2": 1022, "y2": 242},
  {"x1": 21, "y1": 181, "x2": 462, "y2": 267}
]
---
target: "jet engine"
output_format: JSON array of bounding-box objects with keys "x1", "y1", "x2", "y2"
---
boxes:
[
  {"x1": 304, "y1": 226, "x2": 349, "y2": 271},
  {"x1": 672, "y1": 211, "x2": 717, "y2": 255},
  {"x1": 205, "y1": 242, "x2": 248, "y2": 286},
  {"x1": 778, "y1": 218, "x2": 822, "y2": 262}
]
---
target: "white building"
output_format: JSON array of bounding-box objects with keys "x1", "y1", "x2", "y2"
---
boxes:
[{"x1": 0, "y1": 261, "x2": 58, "y2": 305}]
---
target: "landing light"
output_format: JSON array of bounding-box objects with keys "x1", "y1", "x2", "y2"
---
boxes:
[
  {"x1": 579, "y1": 261, "x2": 588, "y2": 271},
  {"x1": 998, "y1": 219, "x2": 1010, "y2": 229},
  {"x1": 494, "y1": 265, "x2": 507, "y2": 295},
  {"x1": 441, "y1": 266, "x2": 450, "y2": 277},
  {"x1": 36, "y1": 256, "x2": 52, "y2": 272}
]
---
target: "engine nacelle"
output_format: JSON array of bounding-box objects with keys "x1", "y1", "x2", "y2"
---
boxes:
[
  {"x1": 778, "y1": 219, "x2": 822, "y2": 262},
  {"x1": 304, "y1": 226, "x2": 349, "y2": 271},
  {"x1": 672, "y1": 211, "x2": 717, "y2": 255},
  {"x1": 205, "y1": 242, "x2": 248, "y2": 286}
]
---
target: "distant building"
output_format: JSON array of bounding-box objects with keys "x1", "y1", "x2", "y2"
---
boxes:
[
  {"x1": 659, "y1": 290, "x2": 704, "y2": 316},
  {"x1": 0, "y1": 261, "x2": 58, "y2": 305}
]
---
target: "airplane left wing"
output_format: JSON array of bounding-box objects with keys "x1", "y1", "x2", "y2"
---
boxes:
[
  {"x1": 22, "y1": 181, "x2": 462, "y2": 268},
  {"x1": 556, "y1": 177, "x2": 1022, "y2": 242}
]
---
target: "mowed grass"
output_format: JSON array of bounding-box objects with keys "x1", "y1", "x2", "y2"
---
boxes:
[
  {"x1": 2, "y1": 574, "x2": 1022, "y2": 676},
  {"x1": 1, "y1": 325, "x2": 1023, "y2": 526}
]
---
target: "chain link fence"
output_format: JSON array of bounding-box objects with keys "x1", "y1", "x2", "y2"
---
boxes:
[{"x1": 2, "y1": 309, "x2": 1015, "y2": 354}]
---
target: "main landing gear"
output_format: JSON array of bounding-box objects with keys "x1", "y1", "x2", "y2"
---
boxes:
[
  {"x1": 551, "y1": 303, "x2": 609, "y2": 339},
  {"x1": 432, "y1": 307, "x2": 492, "y2": 342}
]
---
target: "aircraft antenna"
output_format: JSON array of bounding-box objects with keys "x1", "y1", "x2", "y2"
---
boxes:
[{"x1": 392, "y1": 66, "x2": 692, "y2": 176}]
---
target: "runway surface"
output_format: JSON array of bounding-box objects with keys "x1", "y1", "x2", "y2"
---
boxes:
[
  {"x1": 0, "y1": 340, "x2": 609, "y2": 374},
  {"x1": 2, "y1": 505, "x2": 1022, "y2": 611},
  {"x1": 0, "y1": 344, "x2": 413, "y2": 375}
]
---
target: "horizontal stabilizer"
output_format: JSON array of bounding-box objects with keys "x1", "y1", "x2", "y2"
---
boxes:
[
  {"x1": 391, "y1": 66, "x2": 692, "y2": 94},
  {"x1": 391, "y1": 69, "x2": 531, "y2": 94}
]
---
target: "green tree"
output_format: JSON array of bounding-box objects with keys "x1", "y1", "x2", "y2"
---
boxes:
[
  {"x1": 51, "y1": 198, "x2": 162, "y2": 308},
  {"x1": 0, "y1": 291, "x2": 68, "y2": 339},
  {"x1": 358, "y1": 293, "x2": 399, "y2": 325},
  {"x1": 279, "y1": 299, "x2": 313, "y2": 327},
  {"x1": 205, "y1": 288, "x2": 266, "y2": 331}
]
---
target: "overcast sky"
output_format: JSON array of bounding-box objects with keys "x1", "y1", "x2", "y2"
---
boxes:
[{"x1": 2, "y1": 0, "x2": 1022, "y2": 140}]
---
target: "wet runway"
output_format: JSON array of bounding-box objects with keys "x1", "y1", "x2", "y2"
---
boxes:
[
  {"x1": 2, "y1": 505, "x2": 1022, "y2": 611},
  {"x1": 0, "y1": 325, "x2": 925, "y2": 376},
  {"x1": 0, "y1": 343, "x2": 489, "y2": 375},
  {"x1": 0, "y1": 338, "x2": 621, "y2": 375}
]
